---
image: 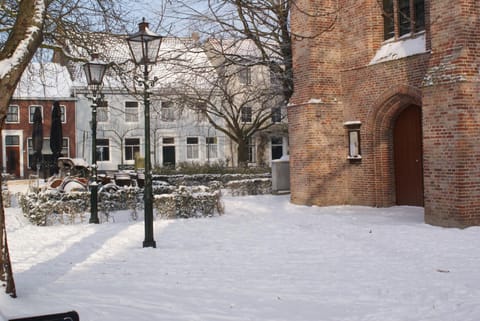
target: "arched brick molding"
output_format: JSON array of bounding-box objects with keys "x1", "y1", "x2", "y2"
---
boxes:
[{"x1": 369, "y1": 85, "x2": 422, "y2": 207}]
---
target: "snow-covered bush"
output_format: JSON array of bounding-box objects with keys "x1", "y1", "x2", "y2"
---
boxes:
[
  {"x1": 153, "y1": 173, "x2": 271, "y2": 186},
  {"x1": 19, "y1": 191, "x2": 89, "y2": 226},
  {"x1": 2, "y1": 190, "x2": 11, "y2": 208},
  {"x1": 154, "y1": 186, "x2": 223, "y2": 219},
  {"x1": 152, "y1": 173, "x2": 272, "y2": 194},
  {"x1": 224, "y1": 178, "x2": 272, "y2": 196},
  {"x1": 18, "y1": 173, "x2": 270, "y2": 225},
  {"x1": 98, "y1": 187, "x2": 141, "y2": 222}
]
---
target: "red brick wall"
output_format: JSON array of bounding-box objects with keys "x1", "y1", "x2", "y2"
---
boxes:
[
  {"x1": 421, "y1": 0, "x2": 480, "y2": 227},
  {"x1": 289, "y1": 0, "x2": 347, "y2": 206},
  {"x1": 2, "y1": 99, "x2": 76, "y2": 178},
  {"x1": 290, "y1": 0, "x2": 480, "y2": 227}
]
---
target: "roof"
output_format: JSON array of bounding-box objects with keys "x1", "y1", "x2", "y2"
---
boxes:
[
  {"x1": 70, "y1": 35, "x2": 216, "y2": 92},
  {"x1": 13, "y1": 62, "x2": 73, "y2": 99},
  {"x1": 206, "y1": 38, "x2": 281, "y2": 63}
]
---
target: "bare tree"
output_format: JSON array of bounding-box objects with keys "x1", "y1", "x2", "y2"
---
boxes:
[
  {"x1": 165, "y1": 0, "x2": 341, "y2": 100},
  {"x1": 0, "y1": 0, "x2": 138, "y2": 298},
  {"x1": 163, "y1": 38, "x2": 285, "y2": 167},
  {"x1": 167, "y1": 0, "x2": 294, "y2": 102},
  {"x1": 156, "y1": 1, "x2": 339, "y2": 166}
]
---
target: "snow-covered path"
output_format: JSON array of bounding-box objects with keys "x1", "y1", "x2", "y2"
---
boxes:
[{"x1": 2, "y1": 194, "x2": 480, "y2": 321}]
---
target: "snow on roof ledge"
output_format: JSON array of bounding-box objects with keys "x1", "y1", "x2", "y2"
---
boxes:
[
  {"x1": 344, "y1": 121, "x2": 362, "y2": 126},
  {"x1": 369, "y1": 32, "x2": 427, "y2": 65}
]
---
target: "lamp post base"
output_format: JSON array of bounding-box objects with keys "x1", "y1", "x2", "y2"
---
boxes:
[
  {"x1": 142, "y1": 240, "x2": 157, "y2": 248},
  {"x1": 89, "y1": 184, "x2": 99, "y2": 224}
]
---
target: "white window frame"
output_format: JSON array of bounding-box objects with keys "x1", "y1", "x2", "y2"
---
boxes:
[
  {"x1": 124, "y1": 137, "x2": 140, "y2": 162},
  {"x1": 60, "y1": 105, "x2": 67, "y2": 123},
  {"x1": 248, "y1": 137, "x2": 256, "y2": 164},
  {"x1": 29, "y1": 105, "x2": 43, "y2": 124},
  {"x1": 206, "y1": 136, "x2": 218, "y2": 160},
  {"x1": 96, "y1": 138, "x2": 110, "y2": 161},
  {"x1": 238, "y1": 66, "x2": 252, "y2": 85},
  {"x1": 271, "y1": 137, "x2": 284, "y2": 160},
  {"x1": 161, "y1": 101, "x2": 175, "y2": 122},
  {"x1": 97, "y1": 100, "x2": 109, "y2": 123},
  {"x1": 241, "y1": 106, "x2": 252, "y2": 123},
  {"x1": 125, "y1": 101, "x2": 139, "y2": 123},
  {"x1": 186, "y1": 137, "x2": 199, "y2": 160},
  {"x1": 6, "y1": 105, "x2": 20, "y2": 124}
]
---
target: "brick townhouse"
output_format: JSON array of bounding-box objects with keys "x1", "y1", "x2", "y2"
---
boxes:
[
  {"x1": 288, "y1": 0, "x2": 479, "y2": 227},
  {"x1": 1, "y1": 63, "x2": 76, "y2": 178}
]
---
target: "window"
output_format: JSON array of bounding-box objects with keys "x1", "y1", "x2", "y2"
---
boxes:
[
  {"x1": 271, "y1": 107, "x2": 282, "y2": 123},
  {"x1": 6, "y1": 105, "x2": 19, "y2": 123},
  {"x1": 271, "y1": 137, "x2": 283, "y2": 160},
  {"x1": 206, "y1": 137, "x2": 218, "y2": 160},
  {"x1": 248, "y1": 137, "x2": 256, "y2": 163},
  {"x1": 125, "y1": 138, "x2": 140, "y2": 161},
  {"x1": 196, "y1": 103, "x2": 207, "y2": 122},
  {"x1": 125, "y1": 101, "x2": 139, "y2": 122},
  {"x1": 29, "y1": 105, "x2": 43, "y2": 123},
  {"x1": 186, "y1": 137, "x2": 199, "y2": 159},
  {"x1": 96, "y1": 138, "x2": 110, "y2": 161},
  {"x1": 27, "y1": 138, "x2": 69, "y2": 168},
  {"x1": 97, "y1": 100, "x2": 109, "y2": 122},
  {"x1": 60, "y1": 105, "x2": 66, "y2": 123},
  {"x1": 241, "y1": 106, "x2": 252, "y2": 123},
  {"x1": 383, "y1": 0, "x2": 425, "y2": 40},
  {"x1": 161, "y1": 101, "x2": 175, "y2": 122},
  {"x1": 5, "y1": 135, "x2": 19, "y2": 146},
  {"x1": 238, "y1": 67, "x2": 251, "y2": 85},
  {"x1": 270, "y1": 70, "x2": 282, "y2": 87},
  {"x1": 61, "y1": 138, "x2": 69, "y2": 157},
  {"x1": 163, "y1": 137, "x2": 175, "y2": 145}
]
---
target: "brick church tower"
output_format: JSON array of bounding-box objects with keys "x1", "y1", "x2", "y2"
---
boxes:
[{"x1": 288, "y1": 0, "x2": 480, "y2": 227}]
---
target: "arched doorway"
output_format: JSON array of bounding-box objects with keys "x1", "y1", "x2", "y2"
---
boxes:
[{"x1": 393, "y1": 105, "x2": 424, "y2": 206}]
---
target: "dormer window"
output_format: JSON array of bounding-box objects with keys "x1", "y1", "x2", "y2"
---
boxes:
[
  {"x1": 241, "y1": 106, "x2": 252, "y2": 123},
  {"x1": 238, "y1": 67, "x2": 251, "y2": 85}
]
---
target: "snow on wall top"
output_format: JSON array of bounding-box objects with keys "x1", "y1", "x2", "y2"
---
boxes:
[{"x1": 369, "y1": 32, "x2": 427, "y2": 65}]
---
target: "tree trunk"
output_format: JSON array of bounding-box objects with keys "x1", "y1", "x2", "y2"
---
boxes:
[
  {"x1": 0, "y1": 0, "x2": 45, "y2": 120},
  {"x1": 0, "y1": 0, "x2": 46, "y2": 298},
  {"x1": 237, "y1": 139, "x2": 250, "y2": 168},
  {"x1": 0, "y1": 177, "x2": 16, "y2": 297}
]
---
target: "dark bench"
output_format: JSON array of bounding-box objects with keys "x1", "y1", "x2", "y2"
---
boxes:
[{"x1": 9, "y1": 311, "x2": 79, "y2": 321}]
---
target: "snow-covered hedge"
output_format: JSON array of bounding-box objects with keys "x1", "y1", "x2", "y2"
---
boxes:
[
  {"x1": 18, "y1": 174, "x2": 270, "y2": 225},
  {"x1": 153, "y1": 173, "x2": 271, "y2": 187},
  {"x1": 2, "y1": 190, "x2": 11, "y2": 208},
  {"x1": 154, "y1": 186, "x2": 223, "y2": 219},
  {"x1": 19, "y1": 191, "x2": 90, "y2": 226},
  {"x1": 19, "y1": 185, "x2": 223, "y2": 225},
  {"x1": 223, "y1": 178, "x2": 272, "y2": 196}
]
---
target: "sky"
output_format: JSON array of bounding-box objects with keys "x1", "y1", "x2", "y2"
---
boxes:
[
  {"x1": 129, "y1": 0, "x2": 211, "y2": 37},
  {"x1": 1, "y1": 181, "x2": 480, "y2": 321}
]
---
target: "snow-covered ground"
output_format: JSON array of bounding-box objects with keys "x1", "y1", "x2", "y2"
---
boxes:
[{"x1": 1, "y1": 182, "x2": 480, "y2": 321}]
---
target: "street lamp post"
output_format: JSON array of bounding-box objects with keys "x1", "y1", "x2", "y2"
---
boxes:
[
  {"x1": 83, "y1": 53, "x2": 107, "y2": 224},
  {"x1": 126, "y1": 18, "x2": 163, "y2": 248}
]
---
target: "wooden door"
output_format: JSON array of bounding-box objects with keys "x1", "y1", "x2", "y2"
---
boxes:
[
  {"x1": 162, "y1": 146, "x2": 176, "y2": 166},
  {"x1": 394, "y1": 105, "x2": 424, "y2": 206},
  {"x1": 6, "y1": 146, "x2": 20, "y2": 177}
]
